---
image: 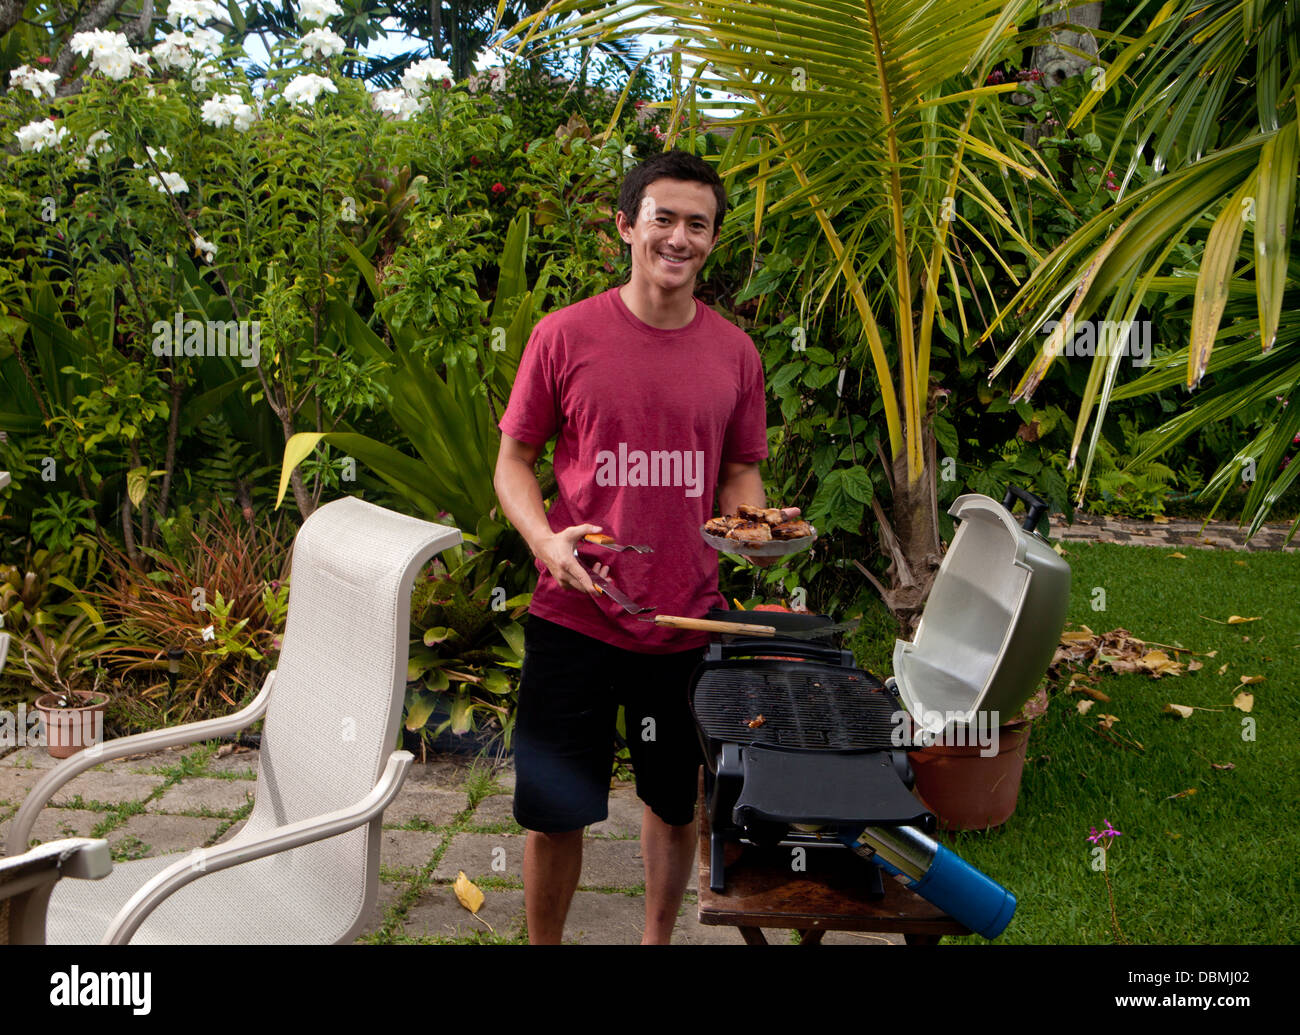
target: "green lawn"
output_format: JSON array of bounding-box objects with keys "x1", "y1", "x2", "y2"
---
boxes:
[{"x1": 922, "y1": 541, "x2": 1299, "y2": 944}]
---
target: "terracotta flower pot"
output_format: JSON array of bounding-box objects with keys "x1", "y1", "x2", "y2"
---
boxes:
[
  {"x1": 910, "y1": 719, "x2": 1032, "y2": 832},
  {"x1": 34, "y1": 691, "x2": 109, "y2": 759}
]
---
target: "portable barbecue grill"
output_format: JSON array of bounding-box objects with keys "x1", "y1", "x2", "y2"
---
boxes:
[{"x1": 689, "y1": 488, "x2": 1071, "y2": 940}]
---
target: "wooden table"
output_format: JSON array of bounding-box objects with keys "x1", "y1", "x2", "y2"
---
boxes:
[{"x1": 695, "y1": 776, "x2": 972, "y2": 946}]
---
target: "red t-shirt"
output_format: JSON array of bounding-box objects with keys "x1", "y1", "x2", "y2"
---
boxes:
[{"x1": 499, "y1": 287, "x2": 769, "y2": 652}]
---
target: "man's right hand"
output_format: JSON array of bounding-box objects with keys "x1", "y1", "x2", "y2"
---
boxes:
[{"x1": 534, "y1": 524, "x2": 610, "y2": 596}]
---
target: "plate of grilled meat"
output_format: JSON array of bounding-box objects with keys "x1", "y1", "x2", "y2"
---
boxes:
[{"x1": 701, "y1": 505, "x2": 817, "y2": 557}]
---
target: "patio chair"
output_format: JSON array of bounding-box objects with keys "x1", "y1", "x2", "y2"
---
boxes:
[
  {"x1": 1, "y1": 839, "x2": 111, "y2": 944},
  {"x1": 4, "y1": 495, "x2": 461, "y2": 944}
]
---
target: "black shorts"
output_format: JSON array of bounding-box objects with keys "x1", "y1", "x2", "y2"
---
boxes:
[{"x1": 512, "y1": 615, "x2": 707, "y2": 832}]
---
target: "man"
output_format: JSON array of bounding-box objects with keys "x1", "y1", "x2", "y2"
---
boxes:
[{"x1": 494, "y1": 149, "x2": 791, "y2": 944}]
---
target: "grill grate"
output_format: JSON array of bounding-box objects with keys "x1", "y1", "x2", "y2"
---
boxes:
[{"x1": 692, "y1": 663, "x2": 898, "y2": 751}]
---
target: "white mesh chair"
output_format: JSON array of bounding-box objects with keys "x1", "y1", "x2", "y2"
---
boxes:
[
  {"x1": 0, "y1": 839, "x2": 111, "y2": 944},
  {"x1": 4, "y1": 496, "x2": 461, "y2": 944}
]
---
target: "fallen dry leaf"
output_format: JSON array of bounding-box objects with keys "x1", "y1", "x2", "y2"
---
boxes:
[
  {"x1": 1205, "y1": 650, "x2": 1218, "y2": 658},
  {"x1": 1218, "y1": 663, "x2": 1229, "y2": 675},
  {"x1": 1152, "y1": 515, "x2": 1170, "y2": 524},
  {"x1": 1165, "y1": 788, "x2": 1197, "y2": 800},
  {"x1": 1187, "y1": 658, "x2": 1203, "y2": 672},
  {"x1": 1097, "y1": 713, "x2": 1120, "y2": 730},
  {"x1": 1227, "y1": 615, "x2": 1261, "y2": 624},
  {"x1": 454, "y1": 870, "x2": 485, "y2": 915},
  {"x1": 1164, "y1": 703, "x2": 1195, "y2": 719},
  {"x1": 1233, "y1": 691, "x2": 1254, "y2": 713},
  {"x1": 1211, "y1": 762, "x2": 1236, "y2": 771},
  {"x1": 1168, "y1": 551, "x2": 1186, "y2": 559},
  {"x1": 1234, "y1": 560, "x2": 1247, "y2": 567},
  {"x1": 1077, "y1": 699, "x2": 1095, "y2": 715},
  {"x1": 1239, "y1": 674, "x2": 1264, "y2": 685},
  {"x1": 1138, "y1": 649, "x2": 1185, "y2": 677}
]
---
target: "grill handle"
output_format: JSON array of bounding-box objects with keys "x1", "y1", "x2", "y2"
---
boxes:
[
  {"x1": 706, "y1": 638, "x2": 855, "y2": 667},
  {"x1": 1002, "y1": 483, "x2": 1049, "y2": 533}
]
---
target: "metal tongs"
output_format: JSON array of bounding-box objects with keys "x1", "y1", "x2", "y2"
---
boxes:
[
  {"x1": 572, "y1": 548, "x2": 656, "y2": 615},
  {"x1": 581, "y1": 534, "x2": 653, "y2": 554}
]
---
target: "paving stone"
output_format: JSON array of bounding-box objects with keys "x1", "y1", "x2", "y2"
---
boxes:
[
  {"x1": 377, "y1": 828, "x2": 443, "y2": 874},
  {"x1": 403, "y1": 758, "x2": 476, "y2": 791},
  {"x1": 401, "y1": 885, "x2": 525, "y2": 942},
  {"x1": 1, "y1": 747, "x2": 61, "y2": 770},
  {"x1": 146, "y1": 778, "x2": 253, "y2": 816},
  {"x1": 0, "y1": 808, "x2": 108, "y2": 854},
  {"x1": 465, "y1": 794, "x2": 519, "y2": 830},
  {"x1": 0, "y1": 767, "x2": 40, "y2": 805},
  {"x1": 108, "y1": 813, "x2": 223, "y2": 859},
  {"x1": 563, "y1": 890, "x2": 648, "y2": 945},
  {"x1": 384, "y1": 786, "x2": 468, "y2": 828},
  {"x1": 52, "y1": 771, "x2": 168, "y2": 808},
  {"x1": 213, "y1": 818, "x2": 246, "y2": 844},
  {"x1": 354, "y1": 878, "x2": 407, "y2": 940},
  {"x1": 199, "y1": 748, "x2": 260, "y2": 779},
  {"x1": 432, "y1": 832, "x2": 662, "y2": 890},
  {"x1": 587, "y1": 786, "x2": 644, "y2": 839}
]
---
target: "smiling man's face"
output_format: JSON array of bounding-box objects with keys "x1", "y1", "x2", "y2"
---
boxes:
[{"x1": 616, "y1": 177, "x2": 720, "y2": 299}]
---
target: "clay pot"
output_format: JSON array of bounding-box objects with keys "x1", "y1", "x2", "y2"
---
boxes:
[
  {"x1": 34, "y1": 691, "x2": 109, "y2": 759},
  {"x1": 909, "y1": 719, "x2": 1031, "y2": 832}
]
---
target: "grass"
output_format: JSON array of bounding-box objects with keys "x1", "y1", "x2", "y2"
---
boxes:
[{"x1": 935, "y1": 540, "x2": 1299, "y2": 944}]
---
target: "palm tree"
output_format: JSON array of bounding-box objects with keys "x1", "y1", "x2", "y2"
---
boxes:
[
  {"x1": 497, "y1": 0, "x2": 1047, "y2": 629},
  {"x1": 986, "y1": 0, "x2": 1299, "y2": 539}
]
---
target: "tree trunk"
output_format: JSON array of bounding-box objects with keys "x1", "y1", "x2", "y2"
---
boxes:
[
  {"x1": 1021, "y1": 1, "x2": 1104, "y2": 147},
  {"x1": 859, "y1": 386, "x2": 946, "y2": 638}
]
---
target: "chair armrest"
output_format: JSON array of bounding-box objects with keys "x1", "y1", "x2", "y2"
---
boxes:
[
  {"x1": 5, "y1": 671, "x2": 276, "y2": 856},
  {"x1": 1, "y1": 838, "x2": 111, "y2": 945},
  {"x1": 102, "y1": 749, "x2": 414, "y2": 944}
]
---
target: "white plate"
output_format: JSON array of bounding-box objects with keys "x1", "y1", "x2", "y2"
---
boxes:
[{"x1": 700, "y1": 525, "x2": 818, "y2": 558}]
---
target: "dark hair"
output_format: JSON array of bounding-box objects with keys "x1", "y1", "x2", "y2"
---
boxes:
[{"x1": 618, "y1": 150, "x2": 727, "y2": 235}]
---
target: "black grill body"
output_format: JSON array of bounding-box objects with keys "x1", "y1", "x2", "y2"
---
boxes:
[{"x1": 690, "y1": 619, "x2": 936, "y2": 893}]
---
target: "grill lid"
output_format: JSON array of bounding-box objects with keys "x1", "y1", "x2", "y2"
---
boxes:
[{"x1": 893, "y1": 492, "x2": 1070, "y2": 735}]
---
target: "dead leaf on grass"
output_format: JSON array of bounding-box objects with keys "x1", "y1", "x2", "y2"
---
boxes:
[
  {"x1": 1211, "y1": 762, "x2": 1236, "y2": 771},
  {"x1": 1227, "y1": 615, "x2": 1261, "y2": 624},
  {"x1": 1164, "y1": 703, "x2": 1195, "y2": 719},
  {"x1": 1233, "y1": 692, "x2": 1254, "y2": 713},
  {"x1": 1097, "y1": 713, "x2": 1120, "y2": 730},
  {"x1": 1165, "y1": 788, "x2": 1197, "y2": 800},
  {"x1": 1187, "y1": 658, "x2": 1203, "y2": 672},
  {"x1": 1218, "y1": 663, "x2": 1229, "y2": 675},
  {"x1": 1239, "y1": 674, "x2": 1264, "y2": 685},
  {"x1": 1077, "y1": 699, "x2": 1095, "y2": 716},
  {"x1": 1168, "y1": 551, "x2": 1186, "y2": 559},
  {"x1": 1205, "y1": 650, "x2": 1218, "y2": 658}
]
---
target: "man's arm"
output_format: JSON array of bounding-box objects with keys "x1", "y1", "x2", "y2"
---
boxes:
[{"x1": 494, "y1": 433, "x2": 606, "y2": 595}]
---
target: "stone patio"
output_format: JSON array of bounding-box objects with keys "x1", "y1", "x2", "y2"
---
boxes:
[{"x1": 0, "y1": 742, "x2": 892, "y2": 944}]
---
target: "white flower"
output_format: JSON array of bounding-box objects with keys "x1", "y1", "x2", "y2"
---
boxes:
[
  {"x1": 202, "y1": 93, "x2": 256, "y2": 131},
  {"x1": 153, "y1": 31, "x2": 195, "y2": 71},
  {"x1": 168, "y1": 0, "x2": 226, "y2": 26},
  {"x1": 188, "y1": 26, "x2": 225, "y2": 55},
  {"x1": 148, "y1": 170, "x2": 190, "y2": 195},
  {"x1": 70, "y1": 30, "x2": 149, "y2": 81},
  {"x1": 402, "y1": 57, "x2": 453, "y2": 97},
  {"x1": 15, "y1": 118, "x2": 68, "y2": 153},
  {"x1": 282, "y1": 73, "x2": 337, "y2": 107},
  {"x1": 192, "y1": 234, "x2": 217, "y2": 263},
  {"x1": 298, "y1": 0, "x2": 343, "y2": 25},
  {"x1": 10, "y1": 64, "x2": 60, "y2": 99},
  {"x1": 371, "y1": 87, "x2": 419, "y2": 121},
  {"x1": 299, "y1": 28, "x2": 345, "y2": 60},
  {"x1": 87, "y1": 130, "x2": 112, "y2": 154},
  {"x1": 486, "y1": 67, "x2": 506, "y2": 93}
]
